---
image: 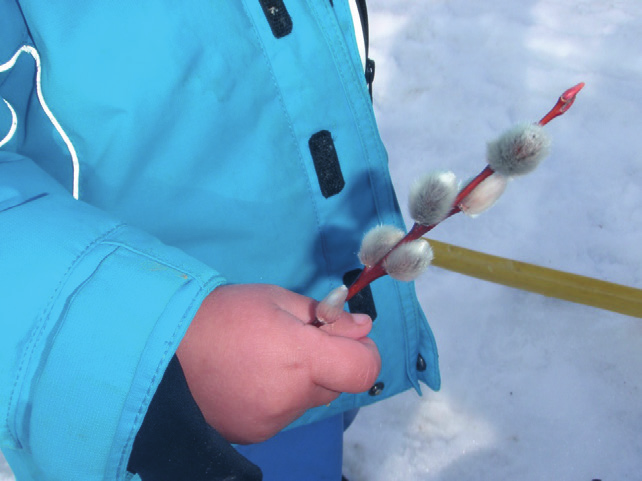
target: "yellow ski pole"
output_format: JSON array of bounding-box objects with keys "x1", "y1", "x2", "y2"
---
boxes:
[{"x1": 427, "y1": 239, "x2": 642, "y2": 318}]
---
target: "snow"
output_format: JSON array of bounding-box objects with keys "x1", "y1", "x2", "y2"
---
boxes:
[
  {"x1": 343, "y1": 0, "x2": 642, "y2": 480},
  {"x1": 2, "y1": 0, "x2": 641, "y2": 479}
]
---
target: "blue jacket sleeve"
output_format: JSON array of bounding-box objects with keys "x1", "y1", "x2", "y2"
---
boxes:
[
  {"x1": 0, "y1": 152, "x2": 225, "y2": 480},
  {"x1": 1, "y1": 6, "x2": 225, "y2": 477}
]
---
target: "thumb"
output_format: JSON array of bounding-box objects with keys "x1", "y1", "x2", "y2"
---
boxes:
[{"x1": 309, "y1": 334, "x2": 381, "y2": 394}]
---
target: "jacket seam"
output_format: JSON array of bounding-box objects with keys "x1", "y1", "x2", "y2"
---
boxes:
[
  {"x1": 4, "y1": 223, "x2": 126, "y2": 446},
  {"x1": 114, "y1": 278, "x2": 221, "y2": 478},
  {"x1": 0, "y1": 192, "x2": 48, "y2": 213},
  {"x1": 307, "y1": 0, "x2": 389, "y2": 227},
  {"x1": 101, "y1": 240, "x2": 220, "y2": 290},
  {"x1": 240, "y1": 0, "x2": 333, "y2": 284}
]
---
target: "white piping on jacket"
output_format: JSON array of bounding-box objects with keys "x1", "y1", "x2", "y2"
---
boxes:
[
  {"x1": 349, "y1": 0, "x2": 366, "y2": 69},
  {"x1": 0, "y1": 98, "x2": 17, "y2": 149},
  {"x1": 0, "y1": 46, "x2": 80, "y2": 199}
]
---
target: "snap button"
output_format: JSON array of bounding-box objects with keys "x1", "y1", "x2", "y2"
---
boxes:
[
  {"x1": 368, "y1": 382, "x2": 384, "y2": 396},
  {"x1": 416, "y1": 354, "x2": 427, "y2": 372},
  {"x1": 365, "y1": 58, "x2": 376, "y2": 85}
]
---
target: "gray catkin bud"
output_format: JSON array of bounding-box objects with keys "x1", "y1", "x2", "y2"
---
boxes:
[
  {"x1": 358, "y1": 225, "x2": 406, "y2": 267},
  {"x1": 408, "y1": 171, "x2": 459, "y2": 226},
  {"x1": 315, "y1": 285, "x2": 349, "y2": 325},
  {"x1": 486, "y1": 122, "x2": 551, "y2": 176},
  {"x1": 383, "y1": 239, "x2": 434, "y2": 282}
]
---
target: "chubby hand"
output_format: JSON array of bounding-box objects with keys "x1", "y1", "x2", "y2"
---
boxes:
[{"x1": 176, "y1": 284, "x2": 381, "y2": 444}]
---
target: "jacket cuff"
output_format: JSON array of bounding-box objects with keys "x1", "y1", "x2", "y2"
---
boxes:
[
  {"x1": 1, "y1": 155, "x2": 225, "y2": 478},
  {"x1": 128, "y1": 355, "x2": 262, "y2": 481}
]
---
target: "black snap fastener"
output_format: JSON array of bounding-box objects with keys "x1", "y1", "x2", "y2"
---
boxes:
[
  {"x1": 368, "y1": 382, "x2": 384, "y2": 396},
  {"x1": 365, "y1": 58, "x2": 376, "y2": 84},
  {"x1": 416, "y1": 354, "x2": 427, "y2": 372}
]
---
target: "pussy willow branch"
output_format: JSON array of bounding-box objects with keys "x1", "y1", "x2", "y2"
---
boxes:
[{"x1": 345, "y1": 83, "x2": 585, "y2": 301}]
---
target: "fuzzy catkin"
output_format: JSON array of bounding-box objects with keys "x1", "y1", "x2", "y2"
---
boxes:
[
  {"x1": 486, "y1": 122, "x2": 551, "y2": 176},
  {"x1": 359, "y1": 225, "x2": 406, "y2": 267},
  {"x1": 383, "y1": 239, "x2": 433, "y2": 282},
  {"x1": 459, "y1": 173, "x2": 509, "y2": 217},
  {"x1": 408, "y1": 171, "x2": 459, "y2": 227},
  {"x1": 315, "y1": 285, "x2": 348, "y2": 325}
]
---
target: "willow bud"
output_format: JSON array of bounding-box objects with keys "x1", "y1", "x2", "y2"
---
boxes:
[
  {"x1": 383, "y1": 239, "x2": 434, "y2": 282},
  {"x1": 358, "y1": 225, "x2": 406, "y2": 267},
  {"x1": 459, "y1": 173, "x2": 509, "y2": 217},
  {"x1": 315, "y1": 285, "x2": 349, "y2": 325},
  {"x1": 487, "y1": 122, "x2": 551, "y2": 176},
  {"x1": 408, "y1": 171, "x2": 459, "y2": 226}
]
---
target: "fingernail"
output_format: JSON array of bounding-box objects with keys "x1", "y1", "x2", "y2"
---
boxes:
[{"x1": 353, "y1": 314, "x2": 371, "y2": 325}]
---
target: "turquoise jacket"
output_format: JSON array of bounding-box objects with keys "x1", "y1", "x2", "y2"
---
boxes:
[{"x1": 0, "y1": 0, "x2": 440, "y2": 479}]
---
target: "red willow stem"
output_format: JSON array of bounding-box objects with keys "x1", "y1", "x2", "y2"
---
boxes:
[
  {"x1": 345, "y1": 83, "x2": 584, "y2": 301},
  {"x1": 538, "y1": 82, "x2": 585, "y2": 126},
  {"x1": 345, "y1": 166, "x2": 494, "y2": 300}
]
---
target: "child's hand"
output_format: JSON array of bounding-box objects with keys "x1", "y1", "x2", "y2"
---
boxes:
[{"x1": 176, "y1": 284, "x2": 380, "y2": 444}]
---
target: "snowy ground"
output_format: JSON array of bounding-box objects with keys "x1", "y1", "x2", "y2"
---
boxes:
[
  {"x1": 2, "y1": 0, "x2": 641, "y2": 480},
  {"x1": 343, "y1": 0, "x2": 642, "y2": 480}
]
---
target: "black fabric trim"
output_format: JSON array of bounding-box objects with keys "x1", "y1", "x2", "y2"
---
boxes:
[
  {"x1": 258, "y1": 0, "x2": 293, "y2": 38},
  {"x1": 354, "y1": 0, "x2": 375, "y2": 98},
  {"x1": 354, "y1": 0, "x2": 370, "y2": 59},
  {"x1": 309, "y1": 130, "x2": 345, "y2": 198},
  {"x1": 343, "y1": 268, "x2": 377, "y2": 320},
  {"x1": 128, "y1": 355, "x2": 262, "y2": 481},
  {"x1": 328, "y1": 0, "x2": 374, "y2": 97}
]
